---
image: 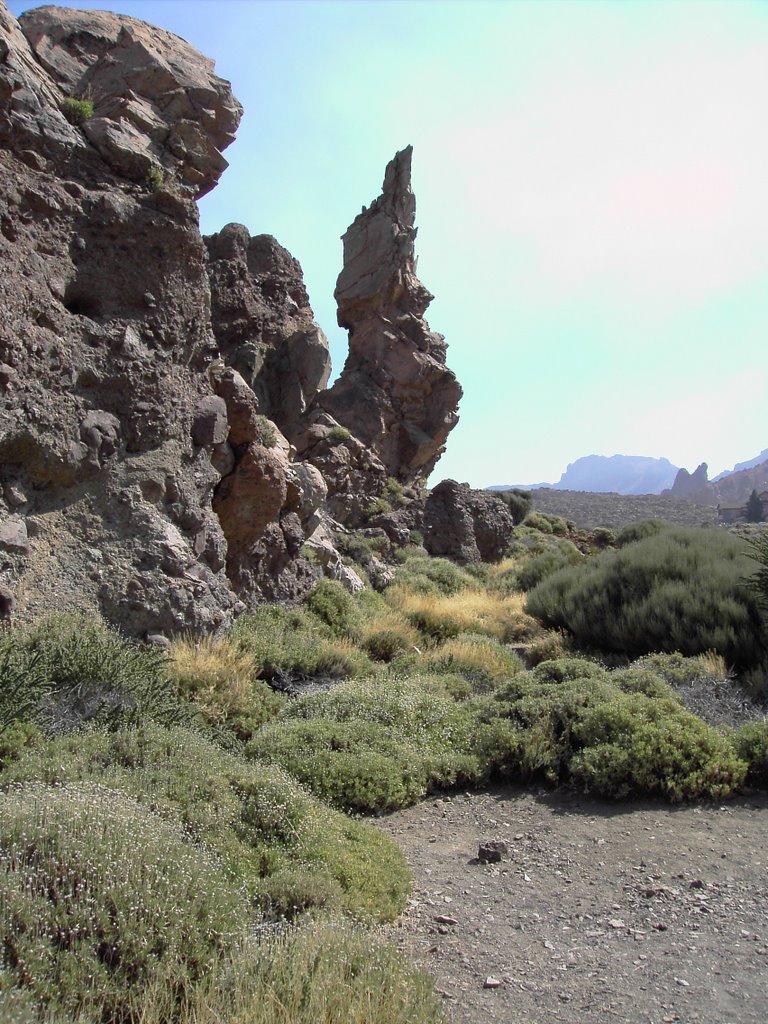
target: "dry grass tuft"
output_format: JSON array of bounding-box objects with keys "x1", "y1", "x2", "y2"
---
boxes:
[{"x1": 386, "y1": 586, "x2": 538, "y2": 644}]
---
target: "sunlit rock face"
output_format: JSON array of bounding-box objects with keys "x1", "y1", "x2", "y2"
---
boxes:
[
  {"x1": 0, "y1": 1, "x2": 273, "y2": 636},
  {"x1": 299, "y1": 146, "x2": 462, "y2": 520},
  {"x1": 15, "y1": 4, "x2": 242, "y2": 196}
]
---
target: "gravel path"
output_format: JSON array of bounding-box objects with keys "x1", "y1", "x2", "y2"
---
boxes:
[{"x1": 379, "y1": 784, "x2": 768, "y2": 1024}]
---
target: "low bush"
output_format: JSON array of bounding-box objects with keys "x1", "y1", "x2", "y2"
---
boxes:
[
  {"x1": 391, "y1": 555, "x2": 477, "y2": 596},
  {"x1": 616, "y1": 519, "x2": 669, "y2": 547},
  {"x1": 327, "y1": 425, "x2": 351, "y2": 444},
  {"x1": 483, "y1": 657, "x2": 747, "y2": 800},
  {"x1": 254, "y1": 414, "x2": 278, "y2": 447},
  {"x1": 304, "y1": 579, "x2": 359, "y2": 637},
  {"x1": 526, "y1": 527, "x2": 765, "y2": 669},
  {"x1": 0, "y1": 783, "x2": 246, "y2": 1022},
  {"x1": 515, "y1": 542, "x2": 583, "y2": 592},
  {"x1": 495, "y1": 488, "x2": 532, "y2": 524},
  {"x1": 60, "y1": 97, "x2": 93, "y2": 124},
  {"x1": 0, "y1": 614, "x2": 183, "y2": 734},
  {"x1": 231, "y1": 605, "x2": 373, "y2": 682},
  {"x1": 249, "y1": 676, "x2": 483, "y2": 812},
  {"x1": 3, "y1": 725, "x2": 409, "y2": 923},
  {"x1": 732, "y1": 721, "x2": 768, "y2": 787}
]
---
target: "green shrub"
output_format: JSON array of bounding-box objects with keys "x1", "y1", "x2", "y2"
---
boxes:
[
  {"x1": 327, "y1": 425, "x2": 351, "y2": 444},
  {"x1": 0, "y1": 783, "x2": 246, "y2": 1022},
  {"x1": 526, "y1": 526, "x2": 766, "y2": 669},
  {"x1": 231, "y1": 605, "x2": 372, "y2": 682},
  {"x1": 0, "y1": 614, "x2": 183, "y2": 734},
  {"x1": 591, "y1": 526, "x2": 615, "y2": 548},
  {"x1": 304, "y1": 579, "x2": 359, "y2": 637},
  {"x1": 146, "y1": 164, "x2": 165, "y2": 191},
  {"x1": 3, "y1": 725, "x2": 409, "y2": 923},
  {"x1": 496, "y1": 488, "x2": 532, "y2": 525},
  {"x1": 732, "y1": 721, "x2": 768, "y2": 787},
  {"x1": 255, "y1": 414, "x2": 278, "y2": 447},
  {"x1": 570, "y1": 695, "x2": 747, "y2": 800},
  {"x1": 60, "y1": 97, "x2": 93, "y2": 125},
  {"x1": 392, "y1": 555, "x2": 476, "y2": 596},
  {"x1": 515, "y1": 543, "x2": 582, "y2": 592},
  {"x1": 484, "y1": 657, "x2": 748, "y2": 800},
  {"x1": 249, "y1": 676, "x2": 483, "y2": 812},
  {"x1": 617, "y1": 519, "x2": 669, "y2": 547},
  {"x1": 362, "y1": 496, "x2": 394, "y2": 520}
]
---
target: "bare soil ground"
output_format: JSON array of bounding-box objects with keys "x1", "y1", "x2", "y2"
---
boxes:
[{"x1": 379, "y1": 785, "x2": 768, "y2": 1024}]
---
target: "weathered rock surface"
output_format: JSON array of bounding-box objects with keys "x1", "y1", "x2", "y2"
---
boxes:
[
  {"x1": 205, "y1": 225, "x2": 331, "y2": 430},
  {"x1": 374, "y1": 479, "x2": 516, "y2": 564},
  {"x1": 0, "y1": 1, "x2": 313, "y2": 634},
  {"x1": 304, "y1": 146, "x2": 461, "y2": 512},
  {"x1": 16, "y1": 4, "x2": 241, "y2": 197}
]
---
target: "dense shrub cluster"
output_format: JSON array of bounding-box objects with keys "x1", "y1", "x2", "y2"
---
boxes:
[
  {"x1": 483, "y1": 658, "x2": 748, "y2": 800},
  {"x1": 3, "y1": 517, "x2": 768, "y2": 1021},
  {"x1": 526, "y1": 526, "x2": 766, "y2": 671}
]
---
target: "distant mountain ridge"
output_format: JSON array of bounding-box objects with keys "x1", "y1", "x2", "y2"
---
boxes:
[
  {"x1": 491, "y1": 448, "x2": 768, "y2": 500},
  {"x1": 490, "y1": 454, "x2": 680, "y2": 496}
]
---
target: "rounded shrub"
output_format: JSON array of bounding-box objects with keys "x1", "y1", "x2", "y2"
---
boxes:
[
  {"x1": 4, "y1": 725, "x2": 409, "y2": 923},
  {"x1": 526, "y1": 526, "x2": 766, "y2": 669},
  {"x1": 732, "y1": 721, "x2": 768, "y2": 787},
  {"x1": 0, "y1": 783, "x2": 246, "y2": 1022}
]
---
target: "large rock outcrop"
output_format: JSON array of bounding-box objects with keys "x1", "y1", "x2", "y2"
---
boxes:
[
  {"x1": 373, "y1": 480, "x2": 516, "y2": 564},
  {"x1": 299, "y1": 146, "x2": 461, "y2": 519},
  {"x1": 205, "y1": 224, "x2": 331, "y2": 430},
  {"x1": 0, "y1": 2, "x2": 326, "y2": 634},
  {"x1": 14, "y1": 5, "x2": 241, "y2": 196},
  {"x1": 665, "y1": 463, "x2": 714, "y2": 503}
]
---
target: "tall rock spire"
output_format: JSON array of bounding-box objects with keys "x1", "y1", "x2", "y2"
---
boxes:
[{"x1": 317, "y1": 146, "x2": 462, "y2": 485}]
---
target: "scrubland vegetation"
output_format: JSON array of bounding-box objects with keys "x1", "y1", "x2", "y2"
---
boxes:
[{"x1": 1, "y1": 512, "x2": 767, "y2": 1021}]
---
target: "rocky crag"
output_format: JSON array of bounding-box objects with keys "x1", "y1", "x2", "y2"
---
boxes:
[{"x1": 0, "y1": 3, "x2": 476, "y2": 637}]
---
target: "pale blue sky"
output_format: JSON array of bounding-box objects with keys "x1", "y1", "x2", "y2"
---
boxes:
[{"x1": 8, "y1": 0, "x2": 768, "y2": 485}]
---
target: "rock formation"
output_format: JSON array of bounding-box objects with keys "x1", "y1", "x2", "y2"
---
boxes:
[
  {"x1": 373, "y1": 480, "x2": 516, "y2": 564},
  {"x1": 205, "y1": 225, "x2": 331, "y2": 430},
  {"x1": 0, "y1": 4, "x2": 469, "y2": 636},
  {"x1": 298, "y1": 146, "x2": 462, "y2": 520},
  {"x1": 0, "y1": 2, "x2": 324, "y2": 635},
  {"x1": 665, "y1": 463, "x2": 714, "y2": 503}
]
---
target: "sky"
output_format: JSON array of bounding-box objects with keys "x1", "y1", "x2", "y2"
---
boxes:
[{"x1": 8, "y1": 0, "x2": 768, "y2": 486}]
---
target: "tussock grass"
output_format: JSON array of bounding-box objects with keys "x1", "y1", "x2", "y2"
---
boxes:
[
  {"x1": 386, "y1": 586, "x2": 536, "y2": 643},
  {"x1": 417, "y1": 634, "x2": 523, "y2": 692},
  {"x1": 93, "y1": 917, "x2": 444, "y2": 1024},
  {"x1": 168, "y1": 635, "x2": 284, "y2": 739}
]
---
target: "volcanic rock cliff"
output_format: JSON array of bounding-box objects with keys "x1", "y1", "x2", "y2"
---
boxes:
[{"x1": 0, "y1": 3, "x2": 464, "y2": 635}]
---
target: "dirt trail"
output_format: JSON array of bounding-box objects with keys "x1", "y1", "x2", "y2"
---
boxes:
[{"x1": 378, "y1": 784, "x2": 768, "y2": 1024}]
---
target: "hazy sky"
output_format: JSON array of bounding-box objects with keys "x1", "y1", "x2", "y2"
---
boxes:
[{"x1": 8, "y1": 0, "x2": 768, "y2": 485}]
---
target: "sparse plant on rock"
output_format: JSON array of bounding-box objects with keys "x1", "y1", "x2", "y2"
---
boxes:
[{"x1": 60, "y1": 96, "x2": 93, "y2": 124}]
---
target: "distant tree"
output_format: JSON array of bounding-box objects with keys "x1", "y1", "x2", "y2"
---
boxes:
[{"x1": 745, "y1": 489, "x2": 764, "y2": 523}]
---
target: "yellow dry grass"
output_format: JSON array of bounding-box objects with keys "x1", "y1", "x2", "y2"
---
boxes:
[
  {"x1": 168, "y1": 635, "x2": 255, "y2": 721},
  {"x1": 697, "y1": 649, "x2": 731, "y2": 679},
  {"x1": 385, "y1": 585, "x2": 538, "y2": 643}
]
